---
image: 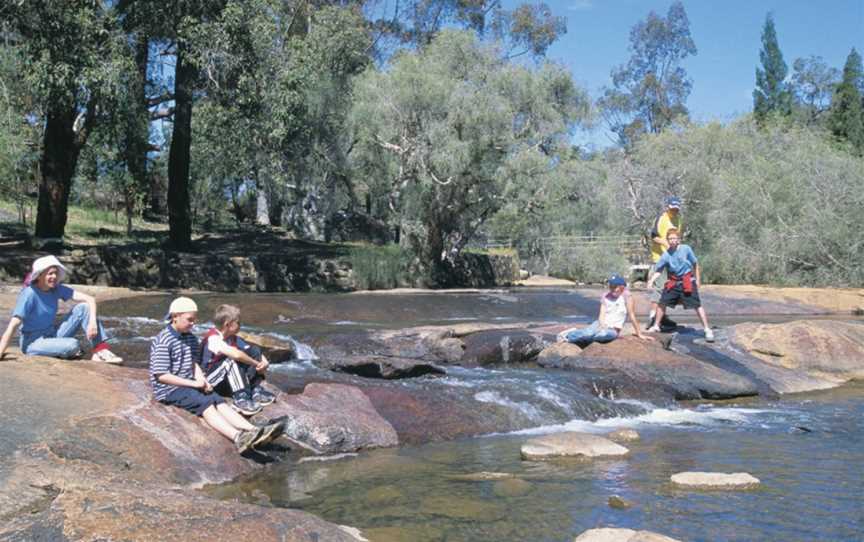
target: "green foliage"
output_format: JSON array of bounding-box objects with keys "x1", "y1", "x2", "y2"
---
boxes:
[
  {"x1": 753, "y1": 13, "x2": 792, "y2": 122},
  {"x1": 829, "y1": 48, "x2": 864, "y2": 153},
  {"x1": 598, "y1": 1, "x2": 696, "y2": 146},
  {"x1": 790, "y1": 55, "x2": 840, "y2": 125},
  {"x1": 546, "y1": 243, "x2": 631, "y2": 284},
  {"x1": 351, "y1": 30, "x2": 590, "y2": 284},
  {"x1": 347, "y1": 244, "x2": 414, "y2": 290}
]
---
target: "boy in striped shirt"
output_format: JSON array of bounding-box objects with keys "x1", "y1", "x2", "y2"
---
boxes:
[{"x1": 149, "y1": 297, "x2": 283, "y2": 454}]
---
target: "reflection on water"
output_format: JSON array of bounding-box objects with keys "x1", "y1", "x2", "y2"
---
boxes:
[{"x1": 209, "y1": 383, "x2": 864, "y2": 542}]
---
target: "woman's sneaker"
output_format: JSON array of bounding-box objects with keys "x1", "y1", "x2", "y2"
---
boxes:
[
  {"x1": 92, "y1": 349, "x2": 123, "y2": 364},
  {"x1": 252, "y1": 420, "x2": 285, "y2": 449},
  {"x1": 252, "y1": 386, "x2": 276, "y2": 406},
  {"x1": 231, "y1": 391, "x2": 262, "y2": 416},
  {"x1": 704, "y1": 328, "x2": 715, "y2": 342}
]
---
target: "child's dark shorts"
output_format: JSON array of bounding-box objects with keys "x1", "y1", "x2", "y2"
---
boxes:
[
  {"x1": 659, "y1": 282, "x2": 702, "y2": 309},
  {"x1": 162, "y1": 387, "x2": 225, "y2": 416}
]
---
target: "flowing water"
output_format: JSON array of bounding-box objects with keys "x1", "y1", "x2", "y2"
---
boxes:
[{"x1": 97, "y1": 288, "x2": 864, "y2": 542}]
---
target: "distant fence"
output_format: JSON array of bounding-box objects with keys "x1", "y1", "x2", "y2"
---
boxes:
[{"x1": 473, "y1": 234, "x2": 651, "y2": 278}]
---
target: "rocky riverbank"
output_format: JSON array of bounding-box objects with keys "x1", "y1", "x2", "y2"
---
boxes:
[{"x1": 0, "y1": 283, "x2": 862, "y2": 540}]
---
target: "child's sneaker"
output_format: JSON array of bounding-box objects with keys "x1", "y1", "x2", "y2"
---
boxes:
[
  {"x1": 231, "y1": 391, "x2": 262, "y2": 416},
  {"x1": 252, "y1": 420, "x2": 285, "y2": 448},
  {"x1": 704, "y1": 328, "x2": 715, "y2": 343},
  {"x1": 252, "y1": 386, "x2": 276, "y2": 406},
  {"x1": 234, "y1": 428, "x2": 261, "y2": 454},
  {"x1": 92, "y1": 349, "x2": 123, "y2": 364},
  {"x1": 647, "y1": 325, "x2": 661, "y2": 333}
]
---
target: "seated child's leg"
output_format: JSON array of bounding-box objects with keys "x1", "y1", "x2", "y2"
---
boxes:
[
  {"x1": 565, "y1": 321, "x2": 600, "y2": 346},
  {"x1": 56, "y1": 303, "x2": 107, "y2": 347},
  {"x1": 594, "y1": 328, "x2": 619, "y2": 344},
  {"x1": 215, "y1": 402, "x2": 257, "y2": 431},
  {"x1": 162, "y1": 387, "x2": 224, "y2": 417},
  {"x1": 24, "y1": 336, "x2": 81, "y2": 358}
]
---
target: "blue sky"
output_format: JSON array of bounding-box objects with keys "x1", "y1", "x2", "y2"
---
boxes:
[{"x1": 517, "y1": 0, "x2": 864, "y2": 147}]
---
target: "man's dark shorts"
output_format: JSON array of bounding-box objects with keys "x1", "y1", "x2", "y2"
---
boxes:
[
  {"x1": 659, "y1": 282, "x2": 702, "y2": 309},
  {"x1": 162, "y1": 387, "x2": 224, "y2": 416}
]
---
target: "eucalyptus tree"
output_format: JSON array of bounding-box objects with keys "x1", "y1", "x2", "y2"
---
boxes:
[
  {"x1": 790, "y1": 55, "x2": 839, "y2": 125},
  {"x1": 351, "y1": 30, "x2": 590, "y2": 285},
  {"x1": 753, "y1": 13, "x2": 792, "y2": 123},
  {"x1": 1, "y1": 1, "x2": 131, "y2": 241},
  {"x1": 597, "y1": 1, "x2": 696, "y2": 147},
  {"x1": 188, "y1": 0, "x2": 370, "y2": 231}
]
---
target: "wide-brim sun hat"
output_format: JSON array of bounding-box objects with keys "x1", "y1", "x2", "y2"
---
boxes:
[
  {"x1": 165, "y1": 297, "x2": 198, "y2": 321},
  {"x1": 29, "y1": 255, "x2": 68, "y2": 285}
]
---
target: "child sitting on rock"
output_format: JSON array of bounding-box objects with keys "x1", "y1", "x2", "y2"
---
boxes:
[
  {"x1": 149, "y1": 297, "x2": 282, "y2": 454},
  {"x1": 200, "y1": 304, "x2": 276, "y2": 416},
  {"x1": 557, "y1": 274, "x2": 653, "y2": 347}
]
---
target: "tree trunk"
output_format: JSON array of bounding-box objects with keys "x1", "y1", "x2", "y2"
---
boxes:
[
  {"x1": 167, "y1": 42, "x2": 194, "y2": 250},
  {"x1": 255, "y1": 163, "x2": 270, "y2": 225},
  {"x1": 35, "y1": 105, "x2": 81, "y2": 240},
  {"x1": 126, "y1": 33, "x2": 150, "y2": 223}
]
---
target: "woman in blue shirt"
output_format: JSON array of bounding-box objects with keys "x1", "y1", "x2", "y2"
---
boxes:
[{"x1": 0, "y1": 255, "x2": 122, "y2": 362}]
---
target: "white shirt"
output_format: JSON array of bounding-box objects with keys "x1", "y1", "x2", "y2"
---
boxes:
[{"x1": 602, "y1": 289, "x2": 629, "y2": 330}]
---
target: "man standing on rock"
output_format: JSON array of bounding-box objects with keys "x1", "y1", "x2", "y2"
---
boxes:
[
  {"x1": 647, "y1": 196, "x2": 683, "y2": 331},
  {"x1": 646, "y1": 229, "x2": 715, "y2": 342}
]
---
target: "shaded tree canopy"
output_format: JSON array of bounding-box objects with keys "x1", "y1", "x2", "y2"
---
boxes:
[{"x1": 829, "y1": 48, "x2": 864, "y2": 153}]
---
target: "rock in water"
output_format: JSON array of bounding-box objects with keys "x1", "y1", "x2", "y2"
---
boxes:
[
  {"x1": 606, "y1": 429, "x2": 640, "y2": 443},
  {"x1": 670, "y1": 471, "x2": 760, "y2": 489},
  {"x1": 573, "y1": 527, "x2": 682, "y2": 542},
  {"x1": 521, "y1": 432, "x2": 629, "y2": 460},
  {"x1": 607, "y1": 495, "x2": 632, "y2": 509},
  {"x1": 238, "y1": 332, "x2": 296, "y2": 363}
]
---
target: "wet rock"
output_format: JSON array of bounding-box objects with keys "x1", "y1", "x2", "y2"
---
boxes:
[
  {"x1": 315, "y1": 355, "x2": 446, "y2": 379},
  {"x1": 492, "y1": 478, "x2": 532, "y2": 497},
  {"x1": 420, "y1": 495, "x2": 506, "y2": 521},
  {"x1": 461, "y1": 329, "x2": 547, "y2": 366},
  {"x1": 670, "y1": 471, "x2": 760, "y2": 489},
  {"x1": 606, "y1": 429, "x2": 640, "y2": 443},
  {"x1": 728, "y1": 321, "x2": 864, "y2": 389},
  {"x1": 266, "y1": 383, "x2": 399, "y2": 454},
  {"x1": 573, "y1": 527, "x2": 681, "y2": 542},
  {"x1": 538, "y1": 336, "x2": 759, "y2": 400},
  {"x1": 449, "y1": 471, "x2": 516, "y2": 481},
  {"x1": 607, "y1": 495, "x2": 632, "y2": 509},
  {"x1": 238, "y1": 332, "x2": 296, "y2": 362},
  {"x1": 521, "y1": 432, "x2": 629, "y2": 460},
  {"x1": 0, "y1": 481, "x2": 363, "y2": 542}
]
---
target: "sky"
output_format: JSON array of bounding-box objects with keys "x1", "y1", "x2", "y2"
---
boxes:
[{"x1": 511, "y1": 0, "x2": 864, "y2": 148}]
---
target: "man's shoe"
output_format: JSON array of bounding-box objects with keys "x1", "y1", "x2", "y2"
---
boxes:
[
  {"x1": 252, "y1": 420, "x2": 285, "y2": 449},
  {"x1": 252, "y1": 386, "x2": 276, "y2": 406},
  {"x1": 704, "y1": 328, "x2": 715, "y2": 343},
  {"x1": 92, "y1": 349, "x2": 123, "y2": 364},
  {"x1": 231, "y1": 391, "x2": 262, "y2": 416},
  {"x1": 234, "y1": 428, "x2": 262, "y2": 454},
  {"x1": 647, "y1": 325, "x2": 661, "y2": 333}
]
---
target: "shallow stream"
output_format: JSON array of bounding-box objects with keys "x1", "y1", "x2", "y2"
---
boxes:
[{"x1": 97, "y1": 288, "x2": 864, "y2": 542}]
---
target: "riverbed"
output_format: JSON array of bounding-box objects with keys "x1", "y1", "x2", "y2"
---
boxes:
[{"x1": 93, "y1": 287, "x2": 864, "y2": 542}]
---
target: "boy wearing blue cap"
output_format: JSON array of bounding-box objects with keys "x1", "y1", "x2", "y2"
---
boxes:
[{"x1": 557, "y1": 274, "x2": 653, "y2": 347}]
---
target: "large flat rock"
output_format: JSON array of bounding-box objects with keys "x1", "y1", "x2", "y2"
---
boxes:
[
  {"x1": 521, "y1": 432, "x2": 629, "y2": 460},
  {"x1": 670, "y1": 471, "x2": 761, "y2": 489},
  {"x1": 538, "y1": 337, "x2": 759, "y2": 400},
  {"x1": 573, "y1": 528, "x2": 682, "y2": 542},
  {"x1": 728, "y1": 321, "x2": 864, "y2": 384}
]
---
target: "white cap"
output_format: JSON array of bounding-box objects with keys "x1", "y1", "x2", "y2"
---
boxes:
[
  {"x1": 30, "y1": 255, "x2": 67, "y2": 284},
  {"x1": 167, "y1": 297, "x2": 198, "y2": 319}
]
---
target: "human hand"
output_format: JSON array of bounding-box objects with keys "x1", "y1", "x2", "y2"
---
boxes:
[
  {"x1": 256, "y1": 357, "x2": 269, "y2": 374},
  {"x1": 194, "y1": 375, "x2": 208, "y2": 391},
  {"x1": 638, "y1": 334, "x2": 655, "y2": 342}
]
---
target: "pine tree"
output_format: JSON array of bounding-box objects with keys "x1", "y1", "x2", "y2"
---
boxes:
[
  {"x1": 753, "y1": 13, "x2": 792, "y2": 122},
  {"x1": 829, "y1": 48, "x2": 864, "y2": 153}
]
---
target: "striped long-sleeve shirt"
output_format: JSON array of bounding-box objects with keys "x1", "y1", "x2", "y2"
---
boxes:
[{"x1": 149, "y1": 325, "x2": 201, "y2": 401}]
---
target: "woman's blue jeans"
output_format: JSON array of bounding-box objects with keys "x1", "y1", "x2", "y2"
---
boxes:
[
  {"x1": 20, "y1": 303, "x2": 106, "y2": 358},
  {"x1": 563, "y1": 321, "x2": 619, "y2": 347}
]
